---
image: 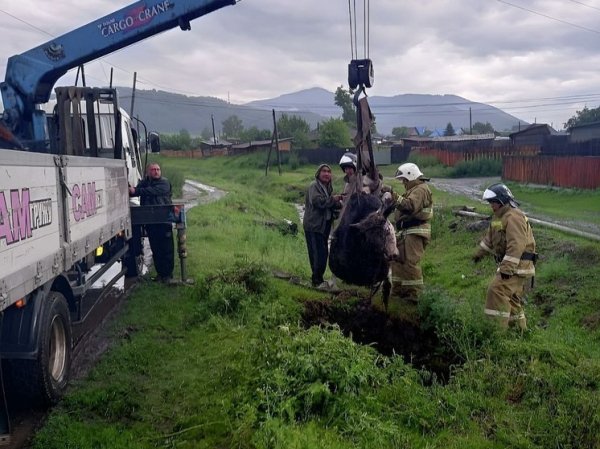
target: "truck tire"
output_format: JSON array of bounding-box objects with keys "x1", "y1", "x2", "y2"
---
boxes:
[{"x1": 7, "y1": 291, "x2": 72, "y2": 405}]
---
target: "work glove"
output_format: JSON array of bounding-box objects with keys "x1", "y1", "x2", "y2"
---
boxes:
[
  {"x1": 471, "y1": 254, "x2": 483, "y2": 264},
  {"x1": 500, "y1": 272, "x2": 511, "y2": 280}
]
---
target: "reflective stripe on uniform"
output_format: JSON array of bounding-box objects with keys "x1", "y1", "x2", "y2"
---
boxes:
[
  {"x1": 516, "y1": 267, "x2": 535, "y2": 276},
  {"x1": 404, "y1": 227, "x2": 430, "y2": 237},
  {"x1": 509, "y1": 312, "x2": 526, "y2": 321},
  {"x1": 396, "y1": 227, "x2": 431, "y2": 238},
  {"x1": 479, "y1": 241, "x2": 494, "y2": 253},
  {"x1": 503, "y1": 254, "x2": 521, "y2": 264},
  {"x1": 421, "y1": 207, "x2": 433, "y2": 218},
  {"x1": 491, "y1": 219, "x2": 503, "y2": 231},
  {"x1": 484, "y1": 308, "x2": 510, "y2": 318},
  {"x1": 391, "y1": 276, "x2": 424, "y2": 286}
]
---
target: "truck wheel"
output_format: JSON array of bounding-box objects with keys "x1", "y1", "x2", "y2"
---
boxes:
[
  {"x1": 10, "y1": 291, "x2": 73, "y2": 404},
  {"x1": 37, "y1": 291, "x2": 72, "y2": 404}
]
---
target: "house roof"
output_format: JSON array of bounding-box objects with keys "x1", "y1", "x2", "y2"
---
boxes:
[
  {"x1": 509, "y1": 123, "x2": 559, "y2": 138},
  {"x1": 433, "y1": 133, "x2": 496, "y2": 142},
  {"x1": 231, "y1": 137, "x2": 292, "y2": 149}
]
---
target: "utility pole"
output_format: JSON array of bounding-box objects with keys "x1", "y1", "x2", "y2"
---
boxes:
[
  {"x1": 129, "y1": 72, "x2": 137, "y2": 118},
  {"x1": 469, "y1": 107, "x2": 472, "y2": 135},
  {"x1": 211, "y1": 114, "x2": 217, "y2": 144}
]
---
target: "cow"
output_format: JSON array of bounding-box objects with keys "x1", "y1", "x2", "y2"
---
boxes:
[{"x1": 329, "y1": 191, "x2": 398, "y2": 308}]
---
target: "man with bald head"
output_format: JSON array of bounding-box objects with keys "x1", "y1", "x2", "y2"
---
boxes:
[{"x1": 129, "y1": 163, "x2": 174, "y2": 282}]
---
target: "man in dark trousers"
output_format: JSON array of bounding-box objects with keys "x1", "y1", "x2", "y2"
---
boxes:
[
  {"x1": 129, "y1": 162, "x2": 174, "y2": 282},
  {"x1": 303, "y1": 164, "x2": 343, "y2": 289}
]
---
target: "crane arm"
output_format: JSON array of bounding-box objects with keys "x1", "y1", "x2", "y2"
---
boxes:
[{"x1": 1, "y1": 0, "x2": 236, "y2": 143}]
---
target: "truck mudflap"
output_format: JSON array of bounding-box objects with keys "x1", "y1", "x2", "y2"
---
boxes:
[{"x1": 130, "y1": 204, "x2": 189, "y2": 283}]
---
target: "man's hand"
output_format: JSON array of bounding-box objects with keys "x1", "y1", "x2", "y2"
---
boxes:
[
  {"x1": 128, "y1": 185, "x2": 136, "y2": 195},
  {"x1": 472, "y1": 254, "x2": 483, "y2": 264},
  {"x1": 500, "y1": 272, "x2": 511, "y2": 280}
]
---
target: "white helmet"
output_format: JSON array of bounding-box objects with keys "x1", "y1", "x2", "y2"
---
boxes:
[
  {"x1": 395, "y1": 162, "x2": 424, "y2": 181},
  {"x1": 339, "y1": 152, "x2": 357, "y2": 171}
]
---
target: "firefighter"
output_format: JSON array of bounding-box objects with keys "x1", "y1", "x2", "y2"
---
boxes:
[
  {"x1": 390, "y1": 162, "x2": 433, "y2": 303},
  {"x1": 338, "y1": 151, "x2": 358, "y2": 201},
  {"x1": 472, "y1": 183, "x2": 536, "y2": 330}
]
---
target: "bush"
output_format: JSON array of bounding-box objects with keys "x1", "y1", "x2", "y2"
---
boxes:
[{"x1": 448, "y1": 159, "x2": 502, "y2": 178}]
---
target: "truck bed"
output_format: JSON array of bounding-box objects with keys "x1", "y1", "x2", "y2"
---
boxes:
[{"x1": 0, "y1": 148, "x2": 131, "y2": 311}]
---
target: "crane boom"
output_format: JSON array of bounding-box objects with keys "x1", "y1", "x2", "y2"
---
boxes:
[{"x1": 0, "y1": 0, "x2": 236, "y2": 145}]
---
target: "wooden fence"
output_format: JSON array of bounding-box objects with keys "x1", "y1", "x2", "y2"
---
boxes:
[
  {"x1": 416, "y1": 145, "x2": 539, "y2": 167},
  {"x1": 503, "y1": 155, "x2": 600, "y2": 189}
]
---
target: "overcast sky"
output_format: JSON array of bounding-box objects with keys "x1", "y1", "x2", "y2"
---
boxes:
[{"x1": 2, "y1": 0, "x2": 600, "y2": 130}]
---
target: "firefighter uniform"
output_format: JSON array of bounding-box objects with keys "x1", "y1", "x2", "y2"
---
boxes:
[
  {"x1": 473, "y1": 204, "x2": 536, "y2": 329},
  {"x1": 390, "y1": 179, "x2": 433, "y2": 302}
]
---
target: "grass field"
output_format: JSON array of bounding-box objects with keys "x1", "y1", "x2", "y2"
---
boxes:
[{"x1": 32, "y1": 153, "x2": 600, "y2": 449}]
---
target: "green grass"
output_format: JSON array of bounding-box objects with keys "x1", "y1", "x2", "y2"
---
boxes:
[
  {"x1": 507, "y1": 183, "x2": 600, "y2": 225},
  {"x1": 31, "y1": 152, "x2": 600, "y2": 449}
]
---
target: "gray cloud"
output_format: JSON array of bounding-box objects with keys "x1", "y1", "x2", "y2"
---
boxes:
[{"x1": 2, "y1": 0, "x2": 600, "y2": 129}]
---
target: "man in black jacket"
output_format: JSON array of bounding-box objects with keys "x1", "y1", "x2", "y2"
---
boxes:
[
  {"x1": 303, "y1": 164, "x2": 342, "y2": 289},
  {"x1": 129, "y1": 163, "x2": 174, "y2": 282}
]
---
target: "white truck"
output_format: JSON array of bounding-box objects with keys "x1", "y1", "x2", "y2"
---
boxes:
[{"x1": 0, "y1": 0, "x2": 237, "y2": 442}]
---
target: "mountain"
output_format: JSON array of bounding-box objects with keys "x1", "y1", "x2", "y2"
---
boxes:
[
  {"x1": 118, "y1": 86, "x2": 526, "y2": 137},
  {"x1": 115, "y1": 87, "x2": 326, "y2": 137},
  {"x1": 244, "y1": 87, "x2": 341, "y2": 118},
  {"x1": 246, "y1": 88, "x2": 527, "y2": 135}
]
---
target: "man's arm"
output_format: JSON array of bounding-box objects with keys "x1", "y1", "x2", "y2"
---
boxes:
[{"x1": 135, "y1": 178, "x2": 171, "y2": 197}]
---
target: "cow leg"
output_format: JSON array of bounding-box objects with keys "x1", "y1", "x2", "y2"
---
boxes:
[{"x1": 382, "y1": 272, "x2": 391, "y2": 311}]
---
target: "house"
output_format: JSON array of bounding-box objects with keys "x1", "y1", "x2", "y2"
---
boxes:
[
  {"x1": 508, "y1": 124, "x2": 560, "y2": 147},
  {"x1": 199, "y1": 138, "x2": 232, "y2": 156},
  {"x1": 568, "y1": 121, "x2": 600, "y2": 143},
  {"x1": 229, "y1": 138, "x2": 293, "y2": 155}
]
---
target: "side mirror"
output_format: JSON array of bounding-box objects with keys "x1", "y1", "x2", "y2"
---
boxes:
[{"x1": 149, "y1": 132, "x2": 161, "y2": 153}]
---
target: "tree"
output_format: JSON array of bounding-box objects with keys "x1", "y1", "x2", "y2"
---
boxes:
[
  {"x1": 334, "y1": 85, "x2": 356, "y2": 125},
  {"x1": 318, "y1": 118, "x2": 352, "y2": 148},
  {"x1": 392, "y1": 126, "x2": 411, "y2": 138},
  {"x1": 200, "y1": 127, "x2": 213, "y2": 141},
  {"x1": 159, "y1": 129, "x2": 192, "y2": 150},
  {"x1": 222, "y1": 115, "x2": 244, "y2": 138},
  {"x1": 444, "y1": 122, "x2": 456, "y2": 136},
  {"x1": 239, "y1": 126, "x2": 271, "y2": 142},
  {"x1": 471, "y1": 121, "x2": 495, "y2": 135},
  {"x1": 564, "y1": 106, "x2": 600, "y2": 129},
  {"x1": 277, "y1": 114, "x2": 312, "y2": 149},
  {"x1": 277, "y1": 114, "x2": 310, "y2": 137}
]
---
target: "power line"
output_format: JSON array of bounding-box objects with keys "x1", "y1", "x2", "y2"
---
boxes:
[
  {"x1": 0, "y1": 8, "x2": 54, "y2": 37},
  {"x1": 496, "y1": 0, "x2": 600, "y2": 34},
  {"x1": 567, "y1": 0, "x2": 600, "y2": 13}
]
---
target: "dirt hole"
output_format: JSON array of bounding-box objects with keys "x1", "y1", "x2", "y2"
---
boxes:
[{"x1": 302, "y1": 293, "x2": 461, "y2": 384}]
